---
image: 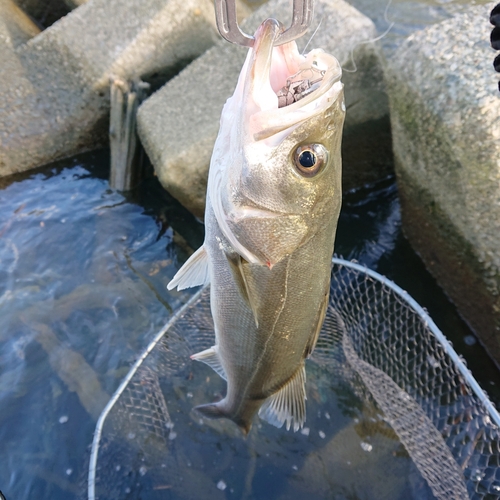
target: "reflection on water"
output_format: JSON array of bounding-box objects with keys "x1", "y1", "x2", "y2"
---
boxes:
[
  {"x1": 0, "y1": 151, "x2": 499, "y2": 500},
  {"x1": 0, "y1": 151, "x2": 202, "y2": 500}
]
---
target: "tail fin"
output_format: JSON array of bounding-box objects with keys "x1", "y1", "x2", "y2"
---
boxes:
[{"x1": 194, "y1": 402, "x2": 252, "y2": 436}]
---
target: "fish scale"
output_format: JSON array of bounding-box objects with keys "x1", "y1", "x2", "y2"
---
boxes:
[{"x1": 168, "y1": 17, "x2": 344, "y2": 434}]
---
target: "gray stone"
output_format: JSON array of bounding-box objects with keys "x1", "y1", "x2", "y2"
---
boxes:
[
  {"x1": 137, "y1": 0, "x2": 388, "y2": 218},
  {"x1": 0, "y1": 0, "x2": 238, "y2": 176},
  {"x1": 383, "y1": 3, "x2": 500, "y2": 361},
  {"x1": 0, "y1": 0, "x2": 40, "y2": 47}
]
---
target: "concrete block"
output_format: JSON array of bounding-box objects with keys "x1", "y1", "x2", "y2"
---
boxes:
[
  {"x1": 383, "y1": 3, "x2": 500, "y2": 361},
  {"x1": 0, "y1": 0, "x2": 238, "y2": 176},
  {"x1": 1, "y1": 0, "x2": 40, "y2": 47},
  {"x1": 137, "y1": 0, "x2": 388, "y2": 218}
]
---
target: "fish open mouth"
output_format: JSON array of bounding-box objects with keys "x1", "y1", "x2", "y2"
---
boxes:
[{"x1": 242, "y1": 18, "x2": 343, "y2": 142}]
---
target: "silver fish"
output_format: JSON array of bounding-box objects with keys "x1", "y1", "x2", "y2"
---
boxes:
[{"x1": 168, "y1": 18, "x2": 344, "y2": 434}]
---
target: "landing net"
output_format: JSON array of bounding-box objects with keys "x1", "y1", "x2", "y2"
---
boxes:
[{"x1": 88, "y1": 258, "x2": 500, "y2": 500}]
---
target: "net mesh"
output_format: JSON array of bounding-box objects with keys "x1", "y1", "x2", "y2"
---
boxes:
[{"x1": 88, "y1": 258, "x2": 500, "y2": 500}]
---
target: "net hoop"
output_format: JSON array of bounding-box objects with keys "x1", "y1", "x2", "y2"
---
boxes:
[{"x1": 88, "y1": 257, "x2": 500, "y2": 500}]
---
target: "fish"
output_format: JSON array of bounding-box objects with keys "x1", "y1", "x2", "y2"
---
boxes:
[{"x1": 167, "y1": 17, "x2": 345, "y2": 434}]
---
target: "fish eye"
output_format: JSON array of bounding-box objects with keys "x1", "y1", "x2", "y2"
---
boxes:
[{"x1": 293, "y1": 144, "x2": 328, "y2": 177}]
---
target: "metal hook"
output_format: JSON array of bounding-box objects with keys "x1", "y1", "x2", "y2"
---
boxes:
[{"x1": 214, "y1": 0, "x2": 314, "y2": 47}]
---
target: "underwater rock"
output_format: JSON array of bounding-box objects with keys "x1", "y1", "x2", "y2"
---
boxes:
[
  {"x1": 23, "y1": 319, "x2": 109, "y2": 420},
  {"x1": 137, "y1": 0, "x2": 389, "y2": 218},
  {"x1": 278, "y1": 424, "x2": 414, "y2": 499},
  {"x1": 383, "y1": 4, "x2": 500, "y2": 362},
  {"x1": 0, "y1": 0, "x2": 241, "y2": 177}
]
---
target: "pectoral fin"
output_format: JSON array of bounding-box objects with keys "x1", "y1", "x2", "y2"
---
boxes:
[
  {"x1": 258, "y1": 363, "x2": 306, "y2": 432},
  {"x1": 190, "y1": 345, "x2": 227, "y2": 381},
  {"x1": 226, "y1": 253, "x2": 260, "y2": 328},
  {"x1": 167, "y1": 246, "x2": 209, "y2": 290}
]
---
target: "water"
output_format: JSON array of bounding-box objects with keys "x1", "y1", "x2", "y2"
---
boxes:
[
  {"x1": 1, "y1": 150, "x2": 499, "y2": 499},
  {"x1": 0, "y1": 152, "x2": 203, "y2": 499}
]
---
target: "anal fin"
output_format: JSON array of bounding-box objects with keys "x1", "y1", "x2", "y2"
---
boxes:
[
  {"x1": 258, "y1": 363, "x2": 306, "y2": 432},
  {"x1": 191, "y1": 345, "x2": 227, "y2": 381},
  {"x1": 167, "y1": 245, "x2": 209, "y2": 290}
]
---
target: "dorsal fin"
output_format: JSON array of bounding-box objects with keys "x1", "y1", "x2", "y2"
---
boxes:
[
  {"x1": 167, "y1": 245, "x2": 209, "y2": 290},
  {"x1": 190, "y1": 345, "x2": 227, "y2": 381},
  {"x1": 258, "y1": 363, "x2": 306, "y2": 432}
]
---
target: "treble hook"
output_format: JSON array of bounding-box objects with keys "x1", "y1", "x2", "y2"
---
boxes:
[{"x1": 214, "y1": 0, "x2": 314, "y2": 47}]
